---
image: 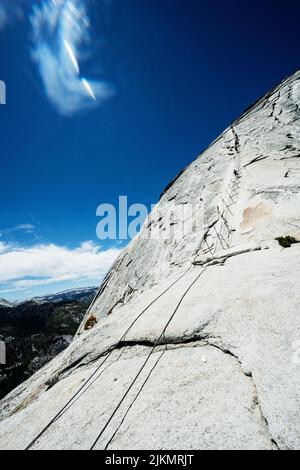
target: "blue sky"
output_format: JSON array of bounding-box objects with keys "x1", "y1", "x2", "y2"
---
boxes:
[{"x1": 0, "y1": 0, "x2": 300, "y2": 301}]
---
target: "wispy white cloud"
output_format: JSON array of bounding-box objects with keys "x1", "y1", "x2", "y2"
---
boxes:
[
  {"x1": 0, "y1": 4, "x2": 8, "y2": 29},
  {"x1": 0, "y1": 0, "x2": 113, "y2": 115},
  {"x1": 30, "y1": 0, "x2": 114, "y2": 115},
  {"x1": 0, "y1": 0, "x2": 25, "y2": 30},
  {"x1": 0, "y1": 241, "x2": 121, "y2": 292},
  {"x1": 15, "y1": 223, "x2": 35, "y2": 231},
  {"x1": 0, "y1": 224, "x2": 35, "y2": 237}
]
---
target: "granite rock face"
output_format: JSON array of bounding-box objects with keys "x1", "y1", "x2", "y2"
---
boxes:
[{"x1": 0, "y1": 70, "x2": 299, "y2": 450}]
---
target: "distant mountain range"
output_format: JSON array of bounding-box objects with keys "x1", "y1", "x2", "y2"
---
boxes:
[
  {"x1": 0, "y1": 287, "x2": 97, "y2": 308},
  {"x1": 28, "y1": 287, "x2": 98, "y2": 305},
  {"x1": 0, "y1": 287, "x2": 97, "y2": 400},
  {"x1": 0, "y1": 298, "x2": 13, "y2": 308}
]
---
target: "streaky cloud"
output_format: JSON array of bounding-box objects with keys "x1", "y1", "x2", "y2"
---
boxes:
[
  {"x1": 30, "y1": 0, "x2": 114, "y2": 116},
  {"x1": 64, "y1": 39, "x2": 80, "y2": 74},
  {"x1": 0, "y1": 224, "x2": 35, "y2": 237},
  {"x1": 82, "y1": 78, "x2": 96, "y2": 101},
  {"x1": 0, "y1": 0, "x2": 25, "y2": 30},
  {"x1": 0, "y1": 4, "x2": 8, "y2": 30}
]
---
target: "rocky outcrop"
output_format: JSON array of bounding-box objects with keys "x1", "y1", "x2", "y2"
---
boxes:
[{"x1": 0, "y1": 70, "x2": 299, "y2": 450}]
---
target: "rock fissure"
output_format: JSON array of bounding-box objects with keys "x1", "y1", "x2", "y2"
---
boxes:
[
  {"x1": 206, "y1": 340, "x2": 280, "y2": 450},
  {"x1": 88, "y1": 334, "x2": 281, "y2": 451},
  {"x1": 244, "y1": 155, "x2": 269, "y2": 167},
  {"x1": 251, "y1": 380, "x2": 280, "y2": 451},
  {"x1": 61, "y1": 327, "x2": 212, "y2": 379}
]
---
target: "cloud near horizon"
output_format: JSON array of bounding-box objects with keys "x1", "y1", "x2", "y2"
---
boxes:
[{"x1": 0, "y1": 240, "x2": 121, "y2": 294}]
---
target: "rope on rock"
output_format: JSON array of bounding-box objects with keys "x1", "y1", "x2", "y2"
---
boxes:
[
  {"x1": 96, "y1": 133, "x2": 245, "y2": 449},
  {"x1": 90, "y1": 266, "x2": 208, "y2": 450},
  {"x1": 25, "y1": 265, "x2": 192, "y2": 451},
  {"x1": 26, "y1": 129, "x2": 244, "y2": 450},
  {"x1": 104, "y1": 349, "x2": 166, "y2": 450}
]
